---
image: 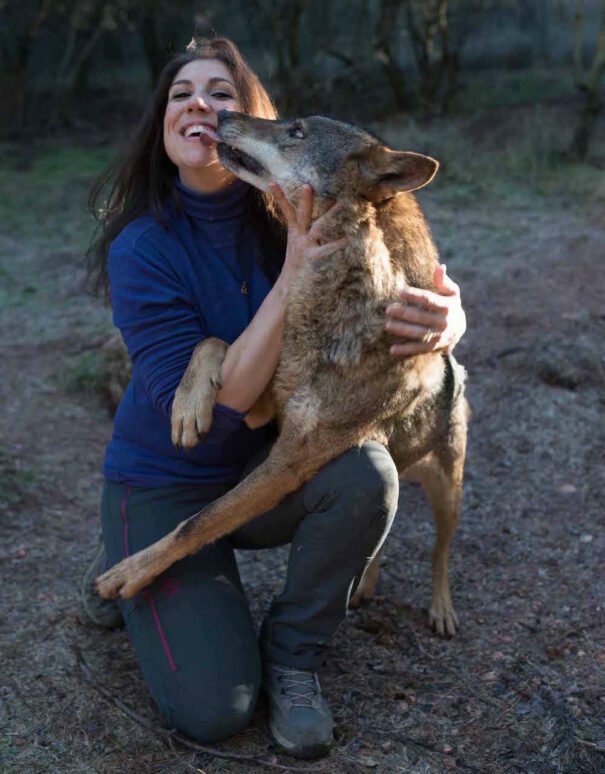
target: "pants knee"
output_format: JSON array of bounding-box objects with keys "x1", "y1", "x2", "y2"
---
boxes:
[
  {"x1": 157, "y1": 672, "x2": 259, "y2": 743},
  {"x1": 131, "y1": 576, "x2": 262, "y2": 744},
  {"x1": 353, "y1": 442, "x2": 399, "y2": 511},
  {"x1": 306, "y1": 441, "x2": 399, "y2": 544}
]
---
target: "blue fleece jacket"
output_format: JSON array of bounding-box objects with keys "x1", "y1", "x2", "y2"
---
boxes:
[{"x1": 103, "y1": 179, "x2": 280, "y2": 487}]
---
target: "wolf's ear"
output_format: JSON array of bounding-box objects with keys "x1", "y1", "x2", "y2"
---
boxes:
[{"x1": 358, "y1": 146, "x2": 438, "y2": 202}]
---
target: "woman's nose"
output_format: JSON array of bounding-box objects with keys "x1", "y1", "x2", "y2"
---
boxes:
[{"x1": 188, "y1": 94, "x2": 209, "y2": 112}]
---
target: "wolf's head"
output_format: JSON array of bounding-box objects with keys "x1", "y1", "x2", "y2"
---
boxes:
[{"x1": 216, "y1": 111, "x2": 438, "y2": 204}]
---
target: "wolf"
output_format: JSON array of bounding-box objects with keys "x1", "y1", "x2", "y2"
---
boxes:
[{"x1": 97, "y1": 110, "x2": 469, "y2": 638}]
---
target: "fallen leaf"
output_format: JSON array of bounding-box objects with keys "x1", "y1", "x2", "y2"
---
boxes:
[
  {"x1": 358, "y1": 755, "x2": 378, "y2": 768},
  {"x1": 558, "y1": 484, "x2": 576, "y2": 494}
]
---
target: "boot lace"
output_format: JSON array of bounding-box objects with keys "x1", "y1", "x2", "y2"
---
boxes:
[{"x1": 274, "y1": 665, "x2": 319, "y2": 708}]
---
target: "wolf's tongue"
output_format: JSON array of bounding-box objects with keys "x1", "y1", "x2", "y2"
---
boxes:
[{"x1": 199, "y1": 126, "x2": 220, "y2": 145}]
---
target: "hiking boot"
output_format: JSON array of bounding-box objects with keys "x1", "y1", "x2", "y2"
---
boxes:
[
  {"x1": 264, "y1": 662, "x2": 333, "y2": 759},
  {"x1": 80, "y1": 541, "x2": 123, "y2": 629}
]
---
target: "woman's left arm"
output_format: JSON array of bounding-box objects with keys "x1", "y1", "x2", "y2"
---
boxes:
[{"x1": 385, "y1": 264, "x2": 466, "y2": 358}]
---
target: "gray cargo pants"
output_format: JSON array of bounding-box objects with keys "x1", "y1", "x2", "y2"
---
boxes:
[{"x1": 101, "y1": 440, "x2": 399, "y2": 743}]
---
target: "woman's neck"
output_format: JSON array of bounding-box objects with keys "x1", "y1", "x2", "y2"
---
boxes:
[{"x1": 178, "y1": 164, "x2": 237, "y2": 194}]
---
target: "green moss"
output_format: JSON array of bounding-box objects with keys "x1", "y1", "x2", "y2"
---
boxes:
[
  {"x1": 0, "y1": 450, "x2": 37, "y2": 508},
  {"x1": 0, "y1": 142, "x2": 115, "y2": 253},
  {"x1": 62, "y1": 350, "x2": 106, "y2": 396}
]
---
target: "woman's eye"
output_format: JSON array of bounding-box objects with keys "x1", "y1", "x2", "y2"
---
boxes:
[
  {"x1": 172, "y1": 92, "x2": 190, "y2": 100},
  {"x1": 289, "y1": 125, "x2": 305, "y2": 139},
  {"x1": 212, "y1": 92, "x2": 234, "y2": 100}
]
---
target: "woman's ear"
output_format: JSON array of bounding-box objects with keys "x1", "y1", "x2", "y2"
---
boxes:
[{"x1": 358, "y1": 146, "x2": 439, "y2": 202}]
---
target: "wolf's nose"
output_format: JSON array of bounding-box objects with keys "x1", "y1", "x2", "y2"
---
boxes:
[{"x1": 217, "y1": 110, "x2": 232, "y2": 126}]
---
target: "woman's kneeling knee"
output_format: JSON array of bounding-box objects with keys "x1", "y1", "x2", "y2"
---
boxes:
[
  {"x1": 158, "y1": 675, "x2": 259, "y2": 742},
  {"x1": 307, "y1": 441, "x2": 399, "y2": 536},
  {"x1": 335, "y1": 441, "x2": 399, "y2": 521}
]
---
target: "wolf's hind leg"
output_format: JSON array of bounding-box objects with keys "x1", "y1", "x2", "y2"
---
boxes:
[
  {"x1": 171, "y1": 337, "x2": 228, "y2": 449},
  {"x1": 350, "y1": 546, "x2": 384, "y2": 607},
  {"x1": 409, "y1": 403, "x2": 467, "y2": 637},
  {"x1": 97, "y1": 420, "x2": 364, "y2": 600}
]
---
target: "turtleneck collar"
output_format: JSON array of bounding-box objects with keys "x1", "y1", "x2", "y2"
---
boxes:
[{"x1": 174, "y1": 176, "x2": 249, "y2": 222}]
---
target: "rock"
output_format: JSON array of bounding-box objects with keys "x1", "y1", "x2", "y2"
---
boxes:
[
  {"x1": 534, "y1": 335, "x2": 604, "y2": 391},
  {"x1": 358, "y1": 756, "x2": 379, "y2": 768},
  {"x1": 101, "y1": 331, "x2": 132, "y2": 413}
]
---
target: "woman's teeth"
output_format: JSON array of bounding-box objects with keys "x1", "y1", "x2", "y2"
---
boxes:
[{"x1": 184, "y1": 125, "x2": 219, "y2": 142}]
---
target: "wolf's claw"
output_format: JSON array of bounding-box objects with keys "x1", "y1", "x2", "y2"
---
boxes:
[
  {"x1": 96, "y1": 556, "x2": 153, "y2": 600},
  {"x1": 429, "y1": 598, "x2": 459, "y2": 638}
]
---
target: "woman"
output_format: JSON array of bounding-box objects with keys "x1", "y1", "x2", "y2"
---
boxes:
[{"x1": 84, "y1": 37, "x2": 466, "y2": 759}]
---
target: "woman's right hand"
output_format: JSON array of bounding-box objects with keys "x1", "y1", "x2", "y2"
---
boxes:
[{"x1": 270, "y1": 183, "x2": 346, "y2": 291}]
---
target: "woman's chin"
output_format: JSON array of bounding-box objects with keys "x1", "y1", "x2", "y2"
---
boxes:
[
  {"x1": 178, "y1": 159, "x2": 236, "y2": 192},
  {"x1": 183, "y1": 148, "x2": 217, "y2": 167}
]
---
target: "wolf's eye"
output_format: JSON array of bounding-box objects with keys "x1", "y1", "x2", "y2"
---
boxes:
[{"x1": 289, "y1": 123, "x2": 305, "y2": 139}]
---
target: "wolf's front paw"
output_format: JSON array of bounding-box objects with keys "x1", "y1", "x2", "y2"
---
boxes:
[
  {"x1": 171, "y1": 383, "x2": 216, "y2": 449},
  {"x1": 429, "y1": 596, "x2": 459, "y2": 638},
  {"x1": 96, "y1": 556, "x2": 154, "y2": 600}
]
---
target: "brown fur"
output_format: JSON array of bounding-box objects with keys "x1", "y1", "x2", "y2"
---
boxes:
[{"x1": 97, "y1": 113, "x2": 469, "y2": 638}]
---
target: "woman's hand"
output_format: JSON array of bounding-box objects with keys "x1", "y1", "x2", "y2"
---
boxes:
[
  {"x1": 386, "y1": 264, "x2": 466, "y2": 358},
  {"x1": 270, "y1": 183, "x2": 346, "y2": 291}
]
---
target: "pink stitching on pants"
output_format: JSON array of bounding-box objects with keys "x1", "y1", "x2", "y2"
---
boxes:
[
  {"x1": 145, "y1": 589, "x2": 177, "y2": 672},
  {"x1": 120, "y1": 485, "x2": 177, "y2": 672}
]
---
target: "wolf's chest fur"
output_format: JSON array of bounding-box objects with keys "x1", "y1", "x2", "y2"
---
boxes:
[{"x1": 272, "y1": 195, "x2": 442, "y2": 428}]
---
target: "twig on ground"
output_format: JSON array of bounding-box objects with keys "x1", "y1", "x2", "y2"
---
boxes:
[
  {"x1": 74, "y1": 646, "x2": 320, "y2": 772},
  {"x1": 398, "y1": 619, "x2": 437, "y2": 660},
  {"x1": 371, "y1": 729, "x2": 484, "y2": 773},
  {"x1": 167, "y1": 735, "x2": 207, "y2": 773},
  {"x1": 577, "y1": 739, "x2": 605, "y2": 753}
]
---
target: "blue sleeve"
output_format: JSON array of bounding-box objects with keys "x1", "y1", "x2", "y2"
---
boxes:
[{"x1": 108, "y1": 233, "x2": 244, "y2": 442}]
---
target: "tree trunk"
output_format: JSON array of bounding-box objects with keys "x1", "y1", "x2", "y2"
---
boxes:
[
  {"x1": 7, "y1": 0, "x2": 54, "y2": 133},
  {"x1": 140, "y1": 0, "x2": 164, "y2": 85},
  {"x1": 375, "y1": 0, "x2": 409, "y2": 110},
  {"x1": 50, "y1": 0, "x2": 108, "y2": 128},
  {"x1": 569, "y1": 0, "x2": 605, "y2": 159}
]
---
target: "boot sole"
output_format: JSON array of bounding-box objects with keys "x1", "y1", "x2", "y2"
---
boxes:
[{"x1": 269, "y1": 719, "x2": 332, "y2": 760}]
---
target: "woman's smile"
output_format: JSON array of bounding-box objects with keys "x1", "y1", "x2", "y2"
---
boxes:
[{"x1": 163, "y1": 58, "x2": 241, "y2": 191}]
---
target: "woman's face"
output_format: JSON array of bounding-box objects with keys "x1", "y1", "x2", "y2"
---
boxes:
[{"x1": 163, "y1": 58, "x2": 243, "y2": 192}]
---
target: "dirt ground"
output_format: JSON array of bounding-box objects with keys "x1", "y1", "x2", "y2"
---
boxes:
[{"x1": 1, "y1": 106, "x2": 604, "y2": 773}]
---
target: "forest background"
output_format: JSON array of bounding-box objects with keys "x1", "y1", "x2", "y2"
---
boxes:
[{"x1": 1, "y1": 1, "x2": 604, "y2": 773}]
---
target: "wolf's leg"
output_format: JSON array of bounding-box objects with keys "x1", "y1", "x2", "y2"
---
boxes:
[
  {"x1": 171, "y1": 337, "x2": 228, "y2": 449},
  {"x1": 349, "y1": 545, "x2": 384, "y2": 606},
  {"x1": 410, "y1": 406, "x2": 467, "y2": 637},
  {"x1": 97, "y1": 420, "x2": 363, "y2": 600}
]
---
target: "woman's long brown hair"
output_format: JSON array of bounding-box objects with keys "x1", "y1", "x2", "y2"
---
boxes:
[{"x1": 87, "y1": 37, "x2": 285, "y2": 300}]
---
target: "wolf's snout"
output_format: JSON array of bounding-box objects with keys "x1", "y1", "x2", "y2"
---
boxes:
[{"x1": 216, "y1": 109, "x2": 233, "y2": 126}]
